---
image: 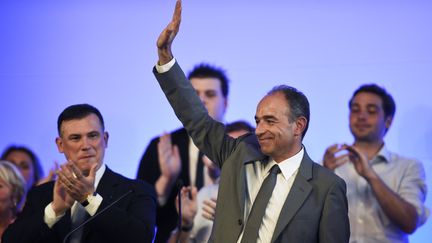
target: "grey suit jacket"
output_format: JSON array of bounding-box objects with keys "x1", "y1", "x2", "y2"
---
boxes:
[{"x1": 154, "y1": 61, "x2": 350, "y2": 243}]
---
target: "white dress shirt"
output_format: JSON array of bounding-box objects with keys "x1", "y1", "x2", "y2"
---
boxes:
[
  {"x1": 237, "y1": 148, "x2": 304, "y2": 243},
  {"x1": 189, "y1": 137, "x2": 213, "y2": 188}
]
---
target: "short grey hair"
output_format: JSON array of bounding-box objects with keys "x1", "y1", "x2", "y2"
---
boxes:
[
  {"x1": 267, "y1": 85, "x2": 310, "y2": 139},
  {"x1": 0, "y1": 160, "x2": 26, "y2": 214}
]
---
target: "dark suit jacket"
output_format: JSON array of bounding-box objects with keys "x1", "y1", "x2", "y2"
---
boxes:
[
  {"x1": 136, "y1": 128, "x2": 191, "y2": 243},
  {"x1": 3, "y1": 167, "x2": 156, "y2": 243},
  {"x1": 154, "y1": 61, "x2": 350, "y2": 243}
]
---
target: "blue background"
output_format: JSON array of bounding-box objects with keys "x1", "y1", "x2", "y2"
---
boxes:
[{"x1": 1, "y1": 0, "x2": 430, "y2": 241}]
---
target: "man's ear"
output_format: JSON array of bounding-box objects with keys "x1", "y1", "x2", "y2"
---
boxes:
[
  {"x1": 104, "y1": 131, "x2": 109, "y2": 148},
  {"x1": 55, "y1": 137, "x2": 64, "y2": 153},
  {"x1": 385, "y1": 116, "x2": 393, "y2": 130},
  {"x1": 295, "y1": 117, "x2": 307, "y2": 137}
]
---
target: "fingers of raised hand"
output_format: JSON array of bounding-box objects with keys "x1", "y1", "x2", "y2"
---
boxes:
[
  {"x1": 158, "y1": 134, "x2": 175, "y2": 162},
  {"x1": 181, "y1": 186, "x2": 191, "y2": 197},
  {"x1": 159, "y1": 133, "x2": 172, "y2": 146},
  {"x1": 171, "y1": 0, "x2": 182, "y2": 30},
  {"x1": 202, "y1": 199, "x2": 216, "y2": 221},
  {"x1": 190, "y1": 186, "x2": 198, "y2": 199},
  {"x1": 158, "y1": 137, "x2": 170, "y2": 156},
  {"x1": 203, "y1": 198, "x2": 216, "y2": 209},
  {"x1": 157, "y1": 0, "x2": 182, "y2": 48}
]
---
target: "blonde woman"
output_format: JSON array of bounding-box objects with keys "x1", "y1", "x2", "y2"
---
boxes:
[{"x1": 0, "y1": 160, "x2": 25, "y2": 240}]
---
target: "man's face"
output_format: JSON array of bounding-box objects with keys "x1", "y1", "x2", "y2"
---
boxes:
[
  {"x1": 55, "y1": 113, "x2": 108, "y2": 176},
  {"x1": 255, "y1": 92, "x2": 304, "y2": 162},
  {"x1": 191, "y1": 77, "x2": 227, "y2": 122},
  {"x1": 349, "y1": 92, "x2": 392, "y2": 143}
]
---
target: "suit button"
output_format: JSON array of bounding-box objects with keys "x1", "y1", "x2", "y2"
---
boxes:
[{"x1": 238, "y1": 219, "x2": 243, "y2": 225}]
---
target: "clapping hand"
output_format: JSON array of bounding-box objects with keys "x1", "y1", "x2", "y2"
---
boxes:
[{"x1": 322, "y1": 144, "x2": 350, "y2": 170}]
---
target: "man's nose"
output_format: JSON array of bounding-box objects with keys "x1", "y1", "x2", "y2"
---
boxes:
[
  {"x1": 357, "y1": 110, "x2": 368, "y2": 119},
  {"x1": 255, "y1": 123, "x2": 264, "y2": 136},
  {"x1": 198, "y1": 94, "x2": 207, "y2": 104},
  {"x1": 81, "y1": 138, "x2": 91, "y2": 150}
]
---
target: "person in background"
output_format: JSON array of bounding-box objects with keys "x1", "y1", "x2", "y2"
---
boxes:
[
  {"x1": 1, "y1": 146, "x2": 44, "y2": 191},
  {"x1": 323, "y1": 84, "x2": 429, "y2": 243},
  {"x1": 1, "y1": 146, "x2": 57, "y2": 192},
  {"x1": 137, "y1": 62, "x2": 230, "y2": 242},
  {"x1": 168, "y1": 121, "x2": 255, "y2": 243},
  {"x1": 3, "y1": 104, "x2": 156, "y2": 243},
  {"x1": 0, "y1": 160, "x2": 26, "y2": 239}
]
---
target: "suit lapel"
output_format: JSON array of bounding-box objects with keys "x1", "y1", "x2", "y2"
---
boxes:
[
  {"x1": 270, "y1": 151, "x2": 314, "y2": 242},
  {"x1": 81, "y1": 167, "x2": 119, "y2": 240},
  {"x1": 94, "y1": 167, "x2": 120, "y2": 210},
  {"x1": 237, "y1": 162, "x2": 246, "y2": 219}
]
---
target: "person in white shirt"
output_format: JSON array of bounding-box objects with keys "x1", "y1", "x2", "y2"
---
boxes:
[{"x1": 323, "y1": 84, "x2": 429, "y2": 243}]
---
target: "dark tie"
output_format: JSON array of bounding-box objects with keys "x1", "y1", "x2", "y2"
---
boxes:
[
  {"x1": 69, "y1": 203, "x2": 88, "y2": 243},
  {"x1": 195, "y1": 151, "x2": 204, "y2": 190},
  {"x1": 241, "y1": 164, "x2": 281, "y2": 243}
]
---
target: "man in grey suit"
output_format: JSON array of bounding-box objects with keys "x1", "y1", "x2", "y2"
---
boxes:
[{"x1": 153, "y1": 1, "x2": 350, "y2": 242}]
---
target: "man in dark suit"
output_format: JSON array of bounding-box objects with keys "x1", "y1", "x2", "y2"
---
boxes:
[
  {"x1": 3, "y1": 104, "x2": 156, "y2": 243},
  {"x1": 136, "y1": 31, "x2": 230, "y2": 243},
  {"x1": 152, "y1": 1, "x2": 350, "y2": 242}
]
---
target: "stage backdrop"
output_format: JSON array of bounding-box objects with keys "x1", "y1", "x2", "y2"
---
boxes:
[{"x1": 1, "y1": 0, "x2": 431, "y2": 241}]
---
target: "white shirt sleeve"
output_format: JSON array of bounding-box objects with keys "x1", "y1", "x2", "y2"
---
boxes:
[
  {"x1": 44, "y1": 203, "x2": 65, "y2": 228},
  {"x1": 43, "y1": 193, "x2": 103, "y2": 229},
  {"x1": 84, "y1": 193, "x2": 103, "y2": 216},
  {"x1": 156, "y1": 58, "x2": 176, "y2": 73}
]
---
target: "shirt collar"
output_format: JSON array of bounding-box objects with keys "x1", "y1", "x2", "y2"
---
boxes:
[
  {"x1": 371, "y1": 144, "x2": 391, "y2": 164},
  {"x1": 267, "y1": 147, "x2": 304, "y2": 180},
  {"x1": 94, "y1": 163, "x2": 106, "y2": 189}
]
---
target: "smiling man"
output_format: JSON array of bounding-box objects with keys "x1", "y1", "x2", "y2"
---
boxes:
[
  {"x1": 323, "y1": 84, "x2": 429, "y2": 243},
  {"x1": 151, "y1": 1, "x2": 350, "y2": 242},
  {"x1": 3, "y1": 104, "x2": 156, "y2": 243}
]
